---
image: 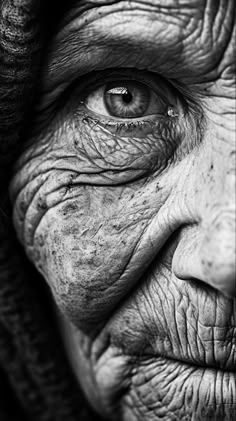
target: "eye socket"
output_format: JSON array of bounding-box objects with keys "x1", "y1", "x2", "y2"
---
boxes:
[{"x1": 83, "y1": 79, "x2": 169, "y2": 120}]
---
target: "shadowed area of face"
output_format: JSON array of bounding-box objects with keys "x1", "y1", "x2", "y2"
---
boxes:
[{"x1": 10, "y1": 0, "x2": 236, "y2": 420}]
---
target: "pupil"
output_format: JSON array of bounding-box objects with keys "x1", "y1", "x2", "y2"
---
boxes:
[{"x1": 122, "y1": 90, "x2": 133, "y2": 104}]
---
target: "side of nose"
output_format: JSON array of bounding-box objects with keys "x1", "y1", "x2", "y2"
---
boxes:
[
  {"x1": 199, "y1": 148, "x2": 236, "y2": 297},
  {"x1": 200, "y1": 207, "x2": 236, "y2": 297}
]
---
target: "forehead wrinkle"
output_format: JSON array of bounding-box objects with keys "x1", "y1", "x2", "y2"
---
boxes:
[
  {"x1": 65, "y1": 0, "x2": 208, "y2": 13},
  {"x1": 61, "y1": 0, "x2": 207, "y2": 29},
  {"x1": 44, "y1": 8, "x2": 185, "y2": 92},
  {"x1": 50, "y1": 0, "x2": 231, "y2": 61},
  {"x1": 46, "y1": 0, "x2": 204, "y2": 79}
]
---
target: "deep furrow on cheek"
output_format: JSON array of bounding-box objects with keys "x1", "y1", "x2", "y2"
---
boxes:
[
  {"x1": 12, "y1": 171, "x2": 52, "y2": 245},
  {"x1": 20, "y1": 173, "x2": 94, "y2": 249},
  {"x1": 12, "y1": 167, "x2": 90, "y2": 249}
]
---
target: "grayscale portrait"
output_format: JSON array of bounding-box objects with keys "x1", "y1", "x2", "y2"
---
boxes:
[{"x1": 0, "y1": 0, "x2": 235, "y2": 420}]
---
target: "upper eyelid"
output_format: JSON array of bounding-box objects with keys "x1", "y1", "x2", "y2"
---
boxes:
[
  {"x1": 68, "y1": 69, "x2": 179, "y2": 105},
  {"x1": 36, "y1": 69, "x2": 170, "y2": 114}
]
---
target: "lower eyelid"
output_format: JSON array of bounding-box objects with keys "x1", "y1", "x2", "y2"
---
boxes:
[
  {"x1": 69, "y1": 111, "x2": 181, "y2": 178},
  {"x1": 78, "y1": 100, "x2": 179, "y2": 134},
  {"x1": 76, "y1": 108, "x2": 180, "y2": 145}
]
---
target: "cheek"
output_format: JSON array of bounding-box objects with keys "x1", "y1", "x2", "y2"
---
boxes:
[
  {"x1": 11, "y1": 141, "x2": 191, "y2": 331},
  {"x1": 20, "y1": 185, "x2": 153, "y2": 329}
]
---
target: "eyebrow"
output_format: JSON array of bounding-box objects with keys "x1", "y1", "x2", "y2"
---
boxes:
[{"x1": 43, "y1": 5, "x2": 185, "y2": 94}]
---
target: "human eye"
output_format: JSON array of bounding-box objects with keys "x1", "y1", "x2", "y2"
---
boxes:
[
  {"x1": 75, "y1": 69, "x2": 180, "y2": 135},
  {"x1": 35, "y1": 69, "x2": 188, "y2": 182},
  {"x1": 83, "y1": 79, "x2": 173, "y2": 120}
]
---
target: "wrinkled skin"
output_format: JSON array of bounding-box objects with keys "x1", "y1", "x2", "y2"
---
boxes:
[{"x1": 10, "y1": 1, "x2": 236, "y2": 420}]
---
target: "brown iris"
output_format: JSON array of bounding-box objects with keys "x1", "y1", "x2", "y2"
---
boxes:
[{"x1": 104, "y1": 81, "x2": 150, "y2": 118}]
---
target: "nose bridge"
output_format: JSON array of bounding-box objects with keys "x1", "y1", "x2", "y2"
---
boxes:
[
  {"x1": 204, "y1": 151, "x2": 235, "y2": 230},
  {"x1": 196, "y1": 121, "x2": 235, "y2": 217}
]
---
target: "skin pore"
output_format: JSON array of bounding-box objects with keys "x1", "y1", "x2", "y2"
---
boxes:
[{"x1": 10, "y1": 1, "x2": 235, "y2": 420}]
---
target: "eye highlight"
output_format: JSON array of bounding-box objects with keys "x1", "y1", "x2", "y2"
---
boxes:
[{"x1": 83, "y1": 80, "x2": 169, "y2": 119}]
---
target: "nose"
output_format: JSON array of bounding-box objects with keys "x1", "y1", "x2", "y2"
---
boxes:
[
  {"x1": 172, "y1": 146, "x2": 236, "y2": 298},
  {"x1": 172, "y1": 214, "x2": 236, "y2": 298},
  {"x1": 199, "y1": 208, "x2": 236, "y2": 297}
]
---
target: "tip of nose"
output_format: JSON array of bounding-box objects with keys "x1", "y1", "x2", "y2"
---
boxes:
[{"x1": 202, "y1": 260, "x2": 236, "y2": 298}]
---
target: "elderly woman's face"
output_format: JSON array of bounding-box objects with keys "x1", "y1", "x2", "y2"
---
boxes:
[{"x1": 10, "y1": 0, "x2": 235, "y2": 420}]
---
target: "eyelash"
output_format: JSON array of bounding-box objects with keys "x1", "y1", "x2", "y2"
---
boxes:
[{"x1": 70, "y1": 71, "x2": 181, "y2": 135}]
